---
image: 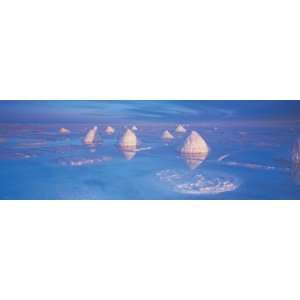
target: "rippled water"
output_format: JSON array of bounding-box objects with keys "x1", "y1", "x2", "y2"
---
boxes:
[{"x1": 0, "y1": 118, "x2": 300, "y2": 199}]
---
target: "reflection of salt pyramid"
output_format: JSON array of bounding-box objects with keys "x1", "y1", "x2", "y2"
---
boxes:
[
  {"x1": 132, "y1": 125, "x2": 138, "y2": 131},
  {"x1": 84, "y1": 126, "x2": 98, "y2": 144},
  {"x1": 59, "y1": 127, "x2": 71, "y2": 134},
  {"x1": 292, "y1": 164, "x2": 300, "y2": 185},
  {"x1": 121, "y1": 146, "x2": 137, "y2": 160},
  {"x1": 105, "y1": 126, "x2": 115, "y2": 134},
  {"x1": 292, "y1": 137, "x2": 300, "y2": 164},
  {"x1": 182, "y1": 152, "x2": 208, "y2": 170},
  {"x1": 181, "y1": 131, "x2": 209, "y2": 154},
  {"x1": 292, "y1": 137, "x2": 300, "y2": 185},
  {"x1": 175, "y1": 124, "x2": 186, "y2": 133},
  {"x1": 161, "y1": 130, "x2": 174, "y2": 139},
  {"x1": 119, "y1": 129, "x2": 137, "y2": 147}
]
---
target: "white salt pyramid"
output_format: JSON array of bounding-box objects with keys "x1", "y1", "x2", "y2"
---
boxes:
[
  {"x1": 175, "y1": 124, "x2": 186, "y2": 133},
  {"x1": 161, "y1": 130, "x2": 174, "y2": 140},
  {"x1": 182, "y1": 152, "x2": 208, "y2": 170},
  {"x1": 119, "y1": 129, "x2": 138, "y2": 148},
  {"x1": 84, "y1": 126, "x2": 98, "y2": 145},
  {"x1": 105, "y1": 126, "x2": 115, "y2": 134},
  {"x1": 132, "y1": 125, "x2": 138, "y2": 131},
  {"x1": 59, "y1": 127, "x2": 71, "y2": 134},
  {"x1": 181, "y1": 130, "x2": 209, "y2": 154}
]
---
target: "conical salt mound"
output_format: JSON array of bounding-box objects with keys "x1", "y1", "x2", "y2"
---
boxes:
[
  {"x1": 132, "y1": 125, "x2": 138, "y2": 131},
  {"x1": 161, "y1": 130, "x2": 174, "y2": 139},
  {"x1": 105, "y1": 126, "x2": 115, "y2": 134},
  {"x1": 175, "y1": 124, "x2": 186, "y2": 133},
  {"x1": 292, "y1": 137, "x2": 300, "y2": 164},
  {"x1": 59, "y1": 127, "x2": 71, "y2": 134},
  {"x1": 119, "y1": 129, "x2": 138, "y2": 148},
  {"x1": 182, "y1": 152, "x2": 208, "y2": 170},
  {"x1": 84, "y1": 126, "x2": 98, "y2": 145},
  {"x1": 181, "y1": 131, "x2": 209, "y2": 154}
]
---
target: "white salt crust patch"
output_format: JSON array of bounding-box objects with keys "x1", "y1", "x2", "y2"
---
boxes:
[
  {"x1": 59, "y1": 156, "x2": 112, "y2": 167},
  {"x1": 136, "y1": 147, "x2": 152, "y2": 152},
  {"x1": 156, "y1": 169, "x2": 239, "y2": 195},
  {"x1": 222, "y1": 161, "x2": 290, "y2": 172},
  {"x1": 217, "y1": 154, "x2": 290, "y2": 172},
  {"x1": 175, "y1": 175, "x2": 238, "y2": 195}
]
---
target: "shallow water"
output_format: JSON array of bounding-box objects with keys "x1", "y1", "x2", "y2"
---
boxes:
[{"x1": 0, "y1": 116, "x2": 300, "y2": 199}]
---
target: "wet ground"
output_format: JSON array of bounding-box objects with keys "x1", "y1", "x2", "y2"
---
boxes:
[{"x1": 0, "y1": 121, "x2": 299, "y2": 199}]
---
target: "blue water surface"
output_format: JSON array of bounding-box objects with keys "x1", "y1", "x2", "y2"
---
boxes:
[{"x1": 0, "y1": 100, "x2": 300, "y2": 199}]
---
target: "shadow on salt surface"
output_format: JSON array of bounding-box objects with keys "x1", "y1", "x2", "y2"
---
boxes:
[{"x1": 156, "y1": 169, "x2": 239, "y2": 195}]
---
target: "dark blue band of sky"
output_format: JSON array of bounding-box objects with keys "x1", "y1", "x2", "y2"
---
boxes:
[{"x1": 0, "y1": 100, "x2": 299, "y2": 124}]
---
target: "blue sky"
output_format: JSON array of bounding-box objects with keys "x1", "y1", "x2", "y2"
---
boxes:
[{"x1": 0, "y1": 100, "x2": 299, "y2": 124}]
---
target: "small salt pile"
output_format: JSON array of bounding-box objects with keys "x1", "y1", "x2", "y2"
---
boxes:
[
  {"x1": 105, "y1": 126, "x2": 115, "y2": 134},
  {"x1": 175, "y1": 124, "x2": 186, "y2": 133},
  {"x1": 84, "y1": 126, "x2": 98, "y2": 145},
  {"x1": 132, "y1": 125, "x2": 138, "y2": 131},
  {"x1": 181, "y1": 130, "x2": 209, "y2": 154},
  {"x1": 161, "y1": 130, "x2": 174, "y2": 140},
  {"x1": 119, "y1": 129, "x2": 138, "y2": 148},
  {"x1": 59, "y1": 127, "x2": 71, "y2": 134}
]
